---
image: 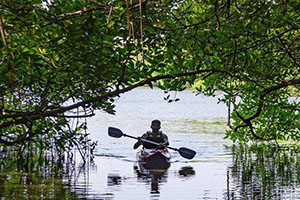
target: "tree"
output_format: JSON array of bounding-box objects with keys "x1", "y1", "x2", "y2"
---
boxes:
[
  {"x1": 155, "y1": 0, "x2": 300, "y2": 143},
  {"x1": 0, "y1": 0, "x2": 299, "y2": 155}
]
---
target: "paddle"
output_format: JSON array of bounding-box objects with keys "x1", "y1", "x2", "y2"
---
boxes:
[{"x1": 108, "y1": 127, "x2": 196, "y2": 160}]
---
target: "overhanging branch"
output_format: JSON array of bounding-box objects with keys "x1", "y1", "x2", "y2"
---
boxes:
[
  {"x1": 230, "y1": 78, "x2": 300, "y2": 140},
  {"x1": 0, "y1": 69, "x2": 236, "y2": 129}
]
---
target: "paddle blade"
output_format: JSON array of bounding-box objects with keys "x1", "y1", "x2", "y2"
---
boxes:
[
  {"x1": 178, "y1": 147, "x2": 196, "y2": 159},
  {"x1": 108, "y1": 127, "x2": 124, "y2": 138}
]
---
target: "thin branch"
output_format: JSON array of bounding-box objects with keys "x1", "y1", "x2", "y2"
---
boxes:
[
  {"x1": 157, "y1": 3, "x2": 224, "y2": 32},
  {"x1": 277, "y1": 33, "x2": 299, "y2": 67},
  {"x1": 0, "y1": 15, "x2": 15, "y2": 89},
  {"x1": 0, "y1": 129, "x2": 36, "y2": 146},
  {"x1": 247, "y1": 120, "x2": 276, "y2": 141},
  {"x1": 229, "y1": 78, "x2": 300, "y2": 140},
  {"x1": 57, "y1": 5, "x2": 108, "y2": 18},
  {"x1": 126, "y1": 0, "x2": 132, "y2": 40},
  {"x1": 0, "y1": 69, "x2": 237, "y2": 129},
  {"x1": 53, "y1": 114, "x2": 95, "y2": 118},
  {"x1": 225, "y1": 28, "x2": 297, "y2": 57},
  {"x1": 214, "y1": 0, "x2": 221, "y2": 30},
  {"x1": 105, "y1": 5, "x2": 113, "y2": 33},
  {"x1": 139, "y1": 0, "x2": 144, "y2": 62}
]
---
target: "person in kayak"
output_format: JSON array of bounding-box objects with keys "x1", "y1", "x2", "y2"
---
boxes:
[{"x1": 133, "y1": 120, "x2": 169, "y2": 149}]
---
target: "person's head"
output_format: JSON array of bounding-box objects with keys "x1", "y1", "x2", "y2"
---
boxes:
[{"x1": 151, "y1": 119, "x2": 161, "y2": 132}]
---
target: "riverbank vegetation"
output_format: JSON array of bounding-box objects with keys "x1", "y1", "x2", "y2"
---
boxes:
[
  {"x1": 227, "y1": 143, "x2": 300, "y2": 199},
  {"x1": 0, "y1": 0, "x2": 299, "y2": 158}
]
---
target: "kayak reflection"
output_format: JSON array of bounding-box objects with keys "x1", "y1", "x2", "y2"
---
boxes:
[
  {"x1": 134, "y1": 161, "x2": 169, "y2": 194},
  {"x1": 134, "y1": 163, "x2": 196, "y2": 194},
  {"x1": 135, "y1": 148, "x2": 171, "y2": 194}
]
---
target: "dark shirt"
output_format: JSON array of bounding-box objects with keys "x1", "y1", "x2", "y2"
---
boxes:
[{"x1": 141, "y1": 131, "x2": 169, "y2": 149}]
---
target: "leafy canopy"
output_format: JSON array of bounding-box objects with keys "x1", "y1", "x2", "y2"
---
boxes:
[{"x1": 0, "y1": 0, "x2": 299, "y2": 153}]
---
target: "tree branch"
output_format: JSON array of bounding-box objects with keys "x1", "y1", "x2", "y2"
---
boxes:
[
  {"x1": 0, "y1": 15, "x2": 15, "y2": 89},
  {"x1": 225, "y1": 28, "x2": 298, "y2": 57},
  {"x1": 230, "y1": 78, "x2": 300, "y2": 140},
  {"x1": 52, "y1": 114, "x2": 95, "y2": 118},
  {"x1": 57, "y1": 5, "x2": 108, "y2": 18},
  {"x1": 277, "y1": 33, "x2": 300, "y2": 67},
  {"x1": 0, "y1": 69, "x2": 238, "y2": 129}
]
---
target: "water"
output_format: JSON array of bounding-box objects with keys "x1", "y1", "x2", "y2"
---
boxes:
[
  {"x1": 88, "y1": 88, "x2": 229, "y2": 160},
  {"x1": 81, "y1": 88, "x2": 233, "y2": 199},
  {"x1": 1, "y1": 88, "x2": 300, "y2": 199},
  {"x1": 82, "y1": 88, "x2": 300, "y2": 199}
]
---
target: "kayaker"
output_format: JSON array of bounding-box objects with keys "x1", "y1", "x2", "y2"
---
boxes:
[{"x1": 133, "y1": 120, "x2": 169, "y2": 149}]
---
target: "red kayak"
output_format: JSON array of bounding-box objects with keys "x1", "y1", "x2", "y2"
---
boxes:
[{"x1": 136, "y1": 148, "x2": 171, "y2": 170}]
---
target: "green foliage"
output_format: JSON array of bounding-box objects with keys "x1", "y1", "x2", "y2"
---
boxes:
[
  {"x1": 0, "y1": 0, "x2": 299, "y2": 155},
  {"x1": 156, "y1": 0, "x2": 300, "y2": 143}
]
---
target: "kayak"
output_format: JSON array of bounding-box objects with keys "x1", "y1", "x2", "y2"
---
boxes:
[{"x1": 136, "y1": 148, "x2": 171, "y2": 170}]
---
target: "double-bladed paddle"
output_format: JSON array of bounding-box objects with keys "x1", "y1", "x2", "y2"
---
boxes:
[{"x1": 108, "y1": 127, "x2": 196, "y2": 160}]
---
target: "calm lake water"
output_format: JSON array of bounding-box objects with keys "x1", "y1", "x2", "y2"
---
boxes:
[
  {"x1": 82, "y1": 88, "x2": 300, "y2": 199},
  {"x1": 1, "y1": 88, "x2": 300, "y2": 199},
  {"x1": 85, "y1": 88, "x2": 232, "y2": 199}
]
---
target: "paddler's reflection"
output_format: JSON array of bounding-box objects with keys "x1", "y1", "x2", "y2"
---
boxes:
[
  {"x1": 150, "y1": 176, "x2": 159, "y2": 194},
  {"x1": 134, "y1": 163, "x2": 169, "y2": 194}
]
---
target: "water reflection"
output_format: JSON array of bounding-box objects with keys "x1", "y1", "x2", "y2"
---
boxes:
[
  {"x1": 135, "y1": 165, "x2": 169, "y2": 194},
  {"x1": 107, "y1": 172, "x2": 122, "y2": 186},
  {"x1": 0, "y1": 147, "x2": 99, "y2": 200},
  {"x1": 133, "y1": 162, "x2": 196, "y2": 194},
  {"x1": 3, "y1": 142, "x2": 300, "y2": 199},
  {"x1": 227, "y1": 144, "x2": 300, "y2": 199},
  {"x1": 178, "y1": 166, "x2": 196, "y2": 177},
  {"x1": 106, "y1": 163, "x2": 169, "y2": 194}
]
